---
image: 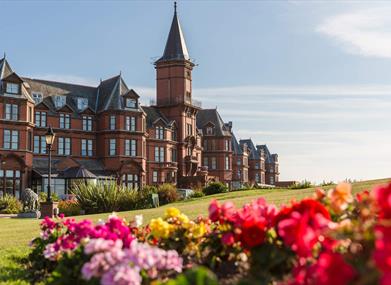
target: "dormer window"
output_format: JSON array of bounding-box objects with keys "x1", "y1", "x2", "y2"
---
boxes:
[
  {"x1": 6, "y1": 83, "x2": 19, "y2": 94},
  {"x1": 53, "y1": 95, "x2": 66, "y2": 108},
  {"x1": 206, "y1": 127, "x2": 213, "y2": 135},
  {"x1": 77, "y1": 97, "x2": 88, "y2": 110},
  {"x1": 125, "y1": 98, "x2": 137, "y2": 108},
  {"x1": 32, "y1": 92, "x2": 43, "y2": 104}
]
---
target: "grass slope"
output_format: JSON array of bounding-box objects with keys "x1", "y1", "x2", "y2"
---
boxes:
[{"x1": 0, "y1": 177, "x2": 389, "y2": 284}]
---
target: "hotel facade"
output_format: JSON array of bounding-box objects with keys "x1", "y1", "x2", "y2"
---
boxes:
[{"x1": 0, "y1": 6, "x2": 279, "y2": 198}]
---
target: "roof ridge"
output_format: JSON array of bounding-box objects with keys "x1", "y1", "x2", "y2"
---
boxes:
[{"x1": 23, "y1": 77, "x2": 97, "y2": 89}]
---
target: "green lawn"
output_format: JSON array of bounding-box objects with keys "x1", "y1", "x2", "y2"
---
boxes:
[{"x1": 0, "y1": 177, "x2": 389, "y2": 284}]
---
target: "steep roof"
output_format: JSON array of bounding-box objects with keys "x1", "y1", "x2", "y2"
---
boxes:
[
  {"x1": 156, "y1": 4, "x2": 190, "y2": 63},
  {"x1": 239, "y1": 139, "x2": 260, "y2": 160},
  {"x1": 231, "y1": 132, "x2": 243, "y2": 155},
  {"x1": 0, "y1": 56, "x2": 14, "y2": 80},
  {"x1": 257, "y1": 145, "x2": 276, "y2": 163},
  {"x1": 196, "y1": 109, "x2": 231, "y2": 136}
]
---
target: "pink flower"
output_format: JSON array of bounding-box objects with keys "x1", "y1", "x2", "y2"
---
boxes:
[
  {"x1": 373, "y1": 225, "x2": 391, "y2": 285},
  {"x1": 221, "y1": 232, "x2": 235, "y2": 246}
]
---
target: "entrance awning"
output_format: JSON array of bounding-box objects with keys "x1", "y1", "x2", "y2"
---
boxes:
[{"x1": 59, "y1": 166, "x2": 97, "y2": 179}]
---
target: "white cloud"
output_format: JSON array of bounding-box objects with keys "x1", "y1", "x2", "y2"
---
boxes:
[{"x1": 317, "y1": 7, "x2": 391, "y2": 58}]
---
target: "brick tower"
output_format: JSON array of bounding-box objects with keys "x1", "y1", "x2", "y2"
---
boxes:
[{"x1": 154, "y1": 3, "x2": 204, "y2": 185}]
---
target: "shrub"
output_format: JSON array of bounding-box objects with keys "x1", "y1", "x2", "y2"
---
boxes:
[
  {"x1": 134, "y1": 185, "x2": 158, "y2": 209},
  {"x1": 157, "y1": 183, "x2": 178, "y2": 205},
  {"x1": 289, "y1": 180, "x2": 313, "y2": 189},
  {"x1": 71, "y1": 180, "x2": 140, "y2": 214},
  {"x1": 58, "y1": 200, "x2": 81, "y2": 217},
  {"x1": 189, "y1": 191, "x2": 205, "y2": 198},
  {"x1": 203, "y1": 182, "x2": 229, "y2": 196},
  {"x1": 0, "y1": 194, "x2": 22, "y2": 214},
  {"x1": 39, "y1": 191, "x2": 59, "y2": 202}
]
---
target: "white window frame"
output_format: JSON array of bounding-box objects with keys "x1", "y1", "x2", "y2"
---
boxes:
[
  {"x1": 3, "y1": 130, "x2": 18, "y2": 150},
  {"x1": 110, "y1": 115, "x2": 116, "y2": 130},
  {"x1": 6, "y1": 83, "x2": 19, "y2": 94},
  {"x1": 5, "y1": 104, "x2": 18, "y2": 121},
  {"x1": 109, "y1": 139, "x2": 116, "y2": 156},
  {"x1": 82, "y1": 116, "x2": 92, "y2": 131}
]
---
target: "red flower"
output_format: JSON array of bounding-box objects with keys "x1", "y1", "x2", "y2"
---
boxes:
[
  {"x1": 275, "y1": 199, "x2": 331, "y2": 257},
  {"x1": 240, "y1": 216, "x2": 267, "y2": 248},
  {"x1": 373, "y1": 225, "x2": 391, "y2": 284},
  {"x1": 310, "y1": 252, "x2": 356, "y2": 285},
  {"x1": 208, "y1": 199, "x2": 221, "y2": 222},
  {"x1": 372, "y1": 183, "x2": 391, "y2": 219}
]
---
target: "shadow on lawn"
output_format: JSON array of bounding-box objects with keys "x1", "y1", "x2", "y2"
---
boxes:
[{"x1": 0, "y1": 253, "x2": 31, "y2": 284}]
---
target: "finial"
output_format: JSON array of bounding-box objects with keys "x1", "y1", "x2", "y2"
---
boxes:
[
  {"x1": 3, "y1": 52, "x2": 5, "y2": 59},
  {"x1": 174, "y1": 1, "x2": 177, "y2": 14},
  {"x1": 119, "y1": 70, "x2": 122, "y2": 76}
]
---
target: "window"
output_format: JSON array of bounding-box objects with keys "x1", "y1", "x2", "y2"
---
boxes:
[
  {"x1": 35, "y1": 111, "x2": 47, "y2": 127},
  {"x1": 203, "y1": 139, "x2": 208, "y2": 150},
  {"x1": 255, "y1": 173, "x2": 260, "y2": 183},
  {"x1": 225, "y1": 140, "x2": 230, "y2": 151},
  {"x1": 155, "y1": 126, "x2": 164, "y2": 139},
  {"x1": 171, "y1": 148, "x2": 177, "y2": 162},
  {"x1": 34, "y1": 136, "x2": 46, "y2": 154},
  {"x1": 185, "y1": 91, "x2": 191, "y2": 103},
  {"x1": 206, "y1": 127, "x2": 213, "y2": 135},
  {"x1": 211, "y1": 140, "x2": 216, "y2": 150},
  {"x1": 270, "y1": 176, "x2": 274, "y2": 185},
  {"x1": 125, "y1": 116, "x2": 136, "y2": 131},
  {"x1": 3, "y1": 130, "x2": 18, "y2": 150},
  {"x1": 186, "y1": 123, "x2": 192, "y2": 136},
  {"x1": 172, "y1": 128, "x2": 177, "y2": 141},
  {"x1": 225, "y1": 156, "x2": 230, "y2": 170},
  {"x1": 29, "y1": 106, "x2": 33, "y2": 122},
  {"x1": 125, "y1": 98, "x2": 137, "y2": 108},
  {"x1": 122, "y1": 174, "x2": 139, "y2": 189},
  {"x1": 77, "y1": 97, "x2": 88, "y2": 110},
  {"x1": 125, "y1": 139, "x2": 137, "y2": 156},
  {"x1": 53, "y1": 95, "x2": 66, "y2": 108},
  {"x1": 32, "y1": 92, "x2": 43, "y2": 104},
  {"x1": 255, "y1": 162, "x2": 260, "y2": 170},
  {"x1": 59, "y1": 114, "x2": 70, "y2": 129},
  {"x1": 0, "y1": 170, "x2": 21, "y2": 198},
  {"x1": 82, "y1": 116, "x2": 92, "y2": 131},
  {"x1": 5, "y1": 104, "x2": 18, "y2": 121},
  {"x1": 152, "y1": 171, "x2": 158, "y2": 183},
  {"x1": 109, "y1": 139, "x2": 116, "y2": 156},
  {"x1": 57, "y1": 137, "x2": 71, "y2": 155},
  {"x1": 203, "y1": 157, "x2": 208, "y2": 167},
  {"x1": 154, "y1": 146, "x2": 165, "y2": 162},
  {"x1": 6, "y1": 83, "x2": 19, "y2": 94},
  {"x1": 81, "y1": 139, "x2": 93, "y2": 156},
  {"x1": 237, "y1": 158, "x2": 242, "y2": 166},
  {"x1": 211, "y1": 157, "x2": 217, "y2": 170},
  {"x1": 110, "y1": 115, "x2": 116, "y2": 130},
  {"x1": 237, "y1": 170, "x2": 241, "y2": 179},
  {"x1": 28, "y1": 131, "x2": 32, "y2": 151}
]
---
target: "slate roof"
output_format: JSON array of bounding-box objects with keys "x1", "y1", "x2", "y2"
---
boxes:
[
  {"x1": 32, "y1": 158, "x2": 108, "y2": 176},
  {"x1": 257, "y1": 145, "x2": 276, "y2": 163},
  {"x1": 156, "y1": 6, "x2": 190, "y2": 62},
  {"x1": 0, "y1": 57, "x2": 14, "y2": 80},
  {"x1": 142, "y1": 106, "x2": 171, "y2": 128},
  {"x1": 231, "y1": 133, "x2": 243, "y2": 155},
  {"x1": 196, "y1": 109, "x2": 231, "y2": 136},
  {"x1": 239, "y1": 139, "x2": 260, "y2": 160}
]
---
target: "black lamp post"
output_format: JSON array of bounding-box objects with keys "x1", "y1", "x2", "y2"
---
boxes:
[{"x1": 45, "y1": 126, "x2": 56, "y2": 202}]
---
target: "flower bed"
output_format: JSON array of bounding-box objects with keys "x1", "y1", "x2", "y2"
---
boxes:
[{"x1": 27, "y1": 182, "x2": 391, "y2": 285}]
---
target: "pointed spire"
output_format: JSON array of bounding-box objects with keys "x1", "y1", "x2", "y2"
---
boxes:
[{"x1": 157, "y1": 2, "x2": 190, "y2": 62}]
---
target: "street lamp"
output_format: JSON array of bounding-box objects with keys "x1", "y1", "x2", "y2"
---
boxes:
[{"x1": 45, "y1": 126, "x2": 56, "y2": 202}]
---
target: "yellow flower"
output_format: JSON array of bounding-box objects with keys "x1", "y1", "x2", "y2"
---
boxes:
[
  {"x1": 192, "y1": 222, "x2": 207, "y2": 239},
  {"x1": 328, "y1": 182, "x2": 353, "y2": 214},
  {"x1": 165, "y1": 207, "x2": 181, "y2": 219},
  {"x1": 149, "y1": 218, "x2": 172, "y2": 239},
  {"x1": 178, "y1": 213, "x2": 190, "y2": 224}
]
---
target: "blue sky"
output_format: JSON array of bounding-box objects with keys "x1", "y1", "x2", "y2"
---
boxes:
[{"x1": 1, "y1": 0, "x2": 391, "y2": 182}]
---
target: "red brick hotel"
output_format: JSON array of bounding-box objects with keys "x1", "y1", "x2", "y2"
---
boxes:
[{"x1": 0, "y1": 5, "x2": 279, "y2": 198}]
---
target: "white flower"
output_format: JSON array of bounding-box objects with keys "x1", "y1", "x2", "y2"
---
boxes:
[{"x1": 134, "y1": 215, "x2": 143, "y2": 227}]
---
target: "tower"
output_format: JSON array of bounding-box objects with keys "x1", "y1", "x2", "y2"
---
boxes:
[{"x1": 154, "y1": 2, "x2": 203, "y2": 182}]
